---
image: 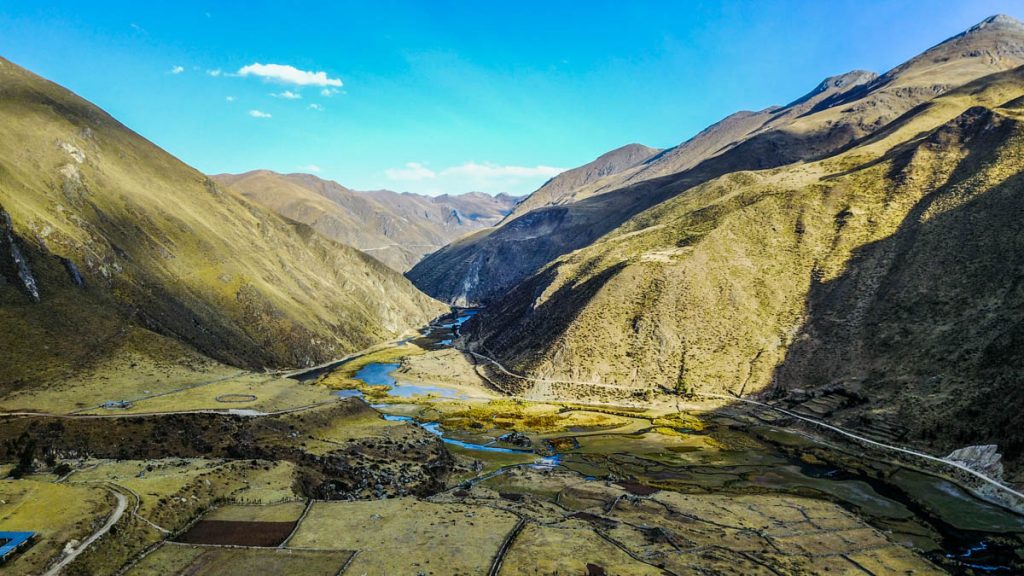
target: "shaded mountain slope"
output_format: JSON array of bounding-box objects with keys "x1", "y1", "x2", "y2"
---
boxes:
[
  {"x1": 410, "y1": 15, "x2": 1024, "y2": 306},
  {"x1": 466, "y1": 61, "x2": 1024, "y2": 473},
  {"x1": 0, "y1": 57, "x2": 444, "y2": 389},
  {"x1": 213, "y1": 170, "x2": 519, "y2": 271}
]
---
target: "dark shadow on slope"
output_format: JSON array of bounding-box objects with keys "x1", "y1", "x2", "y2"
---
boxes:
[
  {"x1": 466, "y1": 260, "x2": 629, "y2": 393},
  {"x1": 771, "y1": 107, "x2": 1024, "y2": 466}
]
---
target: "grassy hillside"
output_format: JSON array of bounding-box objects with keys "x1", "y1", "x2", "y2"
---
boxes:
[
  {"x1": 0, "y1": 57, "x2": 444, "y2": 390},
  {"x1": 468, "y1": 64, "x2": 1024, "y2": 473},
  {"x1": 214, "y1": 170, "x2": 519, "y2": 271},
  {"x1": 410, "y1": 16, "x2": 1024, "y2": 306}
]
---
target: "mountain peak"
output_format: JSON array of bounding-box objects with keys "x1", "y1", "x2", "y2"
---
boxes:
[
  {"x1": 972, "y1": 14, "x2": 1024, "y2": 31},
  {"x1": 946, "y1": 13, "x2": 1024, "y2": 43}
]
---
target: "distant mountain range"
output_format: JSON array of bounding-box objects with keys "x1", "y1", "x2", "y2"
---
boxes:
[
  {"x1": 213, "y1": 170, "x2": 521, "y2": 272},
  {"x1": 411, "y1": 14, "x2": 1024, "y2": 475},
  {"x1": 0, "y1": 57, "x2": 443, "y2": 388}
]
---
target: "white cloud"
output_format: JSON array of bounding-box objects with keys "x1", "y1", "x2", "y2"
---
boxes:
[
  {"x1": 170, "y1": 65, "x2": 185, "y2": 75},
  {"x1": 207, "y1": 68, "x2": 222, "y2": 77},
  {"x1": 272, "y1": 90, "x2": 301, "y2": 100},
  {"x1": 308, "y1": 103, "x2": 324, "y2": 111},
  {"x1": 238, "y1": 63, "x2": 342, "y2": 87},
  {"x1": 248, "y1": 109, "x2": 272, "y2": 118},
  {"x1": 439, "y1": 162, "x2": 564, "y2": 179},
  {"x1": 225, "y1": 96, "x2": 236, "y2": 102},
  {"x1": 320, "y1": 87, "x2": 340, "y2": 97},
  {"x1": 299, "y1": 164, "x2": 322, "y2": 173},
  {"x1": 383, "y1": 161, "x2": 567, "y2": 195},
  {"x1": 385, "y1": 162, "x2": 436, "y2": 181}
]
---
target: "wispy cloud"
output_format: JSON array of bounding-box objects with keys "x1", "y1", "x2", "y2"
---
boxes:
[
  {"x1": 299, "y1": 164, "x2": 322, "y2": 173},
  {"x1": 225, "y1": 96, "x2": 236, "y2": 103},
  {"x1": 384, "y1": 161, "x2": 566, "y2": 195},
  {"x1": 272, "y1": 90, "x2": 301, "y2": 100},
  {"x1": 320, "y1": 87, "x2": 341, "y2": 97},
  {"x1": 248, "y1": 109, "x2": 272, "y2": 118},
  {"x1": 238, "y1": 63, "x2": 342, "y2": 87},
  {"x1": 439, "y1": 162, "x2": 564, "y2": 179},
  {"x1": 308, "y1": 103, "x2": 324, "y2": 111},
  {"x1": 170, "y1": 65, "x2": 185, "y2": 75},
  {"x1": 207, "y1": 68, "x2": 222, "y2": 77},
  {"x1": 385, "y1": 162, "x2": 436, "y2": 181}
]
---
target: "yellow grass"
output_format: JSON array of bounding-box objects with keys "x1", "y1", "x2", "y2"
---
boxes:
[
  {"x1": 76, "y1": 376, "x2": 333, "y2": 415},
  {"x1": 500, "y1": 523, "x2": 664, "y2": 576},
  {"x1": 0, "y1": 478, "x2": 112, "y2": 574},
  {"x1": 126, "y1": 544, "x2": 353, "y2": 576},
  {"x1": 288, "y1": 498, "x2": 518, "y2": 575},
  {"x1": 0, "y1": 331, "x2": 244, "y2": 414},
  {"x1": 204, "y1": 501, "x2": 306, "y2": 522},
  {"x1": 68, "y1": 459, "x2": 300, "y2": 526}
]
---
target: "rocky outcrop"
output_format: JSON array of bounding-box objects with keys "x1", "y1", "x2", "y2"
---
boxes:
[{"x1": 946, "y1": 445, "x2": 1005, "y2": 480}]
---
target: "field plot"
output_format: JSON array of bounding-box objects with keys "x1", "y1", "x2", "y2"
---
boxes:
[
  {"x1": 287, "y1": 497, "x2": 518, "y2": 575},
  {"x1": 175, "y1": 497, "x2": 308, "y2": 548},
  {"x1": 175, "y1": 520, "x2": 296, "y2": 547},
  {"x1": 127, "y1": 544, "x2": 353, "y2": 576},
  {"x1": 224, "y1": 461, "x2": 300, "y2": 504},
  {"x1": 499, "y1": 523, "x2": 664, "y2": 576},
  {"x1": 0, "y1": 479, "x2": 112, "y2": 574}
]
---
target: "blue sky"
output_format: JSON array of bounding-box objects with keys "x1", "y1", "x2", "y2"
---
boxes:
[{"x1": 1, "y1": 1, "x2": 1020, "y2": 195}]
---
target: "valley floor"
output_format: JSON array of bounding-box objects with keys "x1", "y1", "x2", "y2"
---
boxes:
[{"x1": 0, "y1": 311, "x2": 1022, "y2": 575}]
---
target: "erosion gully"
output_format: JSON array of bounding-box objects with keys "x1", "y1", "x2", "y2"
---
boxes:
[{"x1": 293, "y1": 308, "x2": 1024, "y2": 574}]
